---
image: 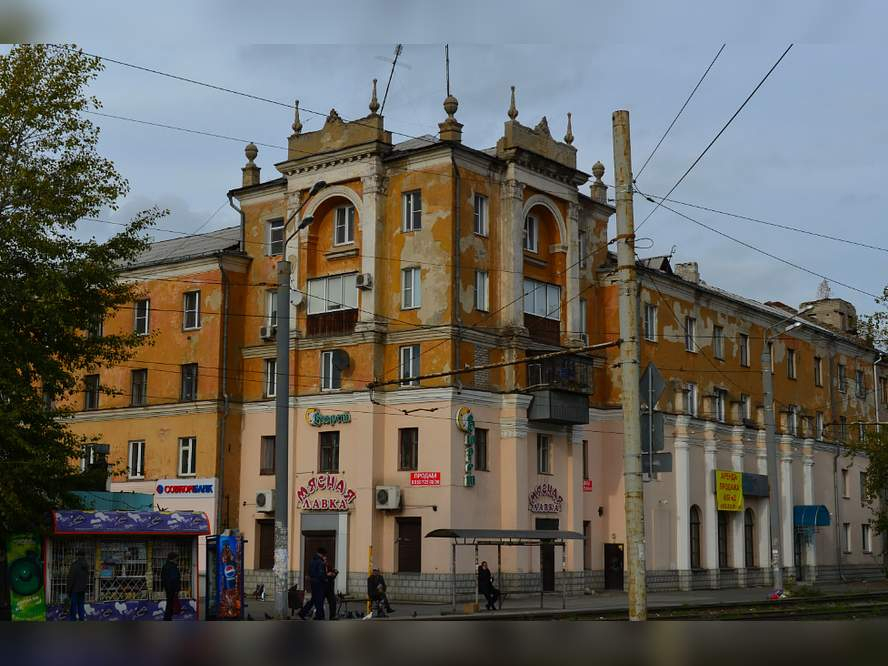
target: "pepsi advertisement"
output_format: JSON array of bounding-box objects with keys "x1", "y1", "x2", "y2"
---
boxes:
[{"x1": 207, "y1": 532, "x2": 244, "y2": 620}]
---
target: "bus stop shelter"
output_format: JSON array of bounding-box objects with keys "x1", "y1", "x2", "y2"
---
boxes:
[{"x1": 425, "y1": 528, "x2": 585, "y2": 611}]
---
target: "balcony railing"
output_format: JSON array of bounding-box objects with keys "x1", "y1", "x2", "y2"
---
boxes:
[
  {"x1": 526, "y1": 352, "x2": 594, "y2": 394},
  {"x1": 306, "y1": 309, "x2": 358, "y2": 337},
  {"x1": 524, "y1": 313, "x2": 560, "y2": 346}
]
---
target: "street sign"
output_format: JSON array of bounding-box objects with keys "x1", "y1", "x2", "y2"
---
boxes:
[
  {"x1": 640, "y1": 411, "x2": 665, "y2": 453},
  {"x1": 639, "y1": 363, "x2": 666, "y2": 408},
  {"x1": 642, "y1": 452, "x2": 672, "y2": 475}
]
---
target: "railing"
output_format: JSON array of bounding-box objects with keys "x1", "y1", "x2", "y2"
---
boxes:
[
  {"x1": 526, "y1": 352, "x2": 594, "y2": 394},
  {"x1": 306, "y1": 309, "x2": 358, "y2": 337}
]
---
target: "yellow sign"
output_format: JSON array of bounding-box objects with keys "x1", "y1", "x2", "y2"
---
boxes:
[{"x1": 715, "y1": 470, "x2": 744, "y2": 512}]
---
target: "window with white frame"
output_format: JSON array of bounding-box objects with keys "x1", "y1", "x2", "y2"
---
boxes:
[
  {"x1": 686, "y1": 382, "x2": 698, "y2": 417},
  {"x1": 814, "y1": 356, "x2": 823, "y2": 387},
  {"x1": 264, "y1": 358, "x2": 276, "y2": 398},
  {"x1": 474, "y1": 270, "x2": 489, "y2": 312},
  {"x1": 578, "y1": 298, "x2": 588, "y2": 343},
  {"x1": 128, "y1": 440, "x2": 145, "y2": 479},
  {"x1": 134, "y1": 299, "x2": 150, "y2": 335},
  {"x1": 685, "y1": 317, "x2": 696, "y2": 352},
  {"x1": 320, "y1": 350, "x2": 343, "y2": 391},
  {"x1": 266, "y1": 289, "x2": 278, "y2": 328},
  {"x1": 863, "y1": 523, "x2": 872, "y2": 553},
  {"x1": 183, "y1": 291, "x2": 201, "y2": 330},
  {"x1": 523, "y1": 215, "x2": 538, "y2": 252},
  {"x1": 643, "y1": 303, "x2": 657, "y2": 342},
  {"x1": 842, "y1": 468, "x2": 850, "y2": 498},
  {"x1": 401, "y1": 267, "x2": 421, "y2": 309},
  {"x1": 130, "y1": 369, "x2": 148, "y2": 407},
  {"x1": 739, "y1": 333, "x2": 750, "y2": 367},
  {"x1": 84, "y1": 374, "x2": 100, "y2": 410},
  {"x1": 740, "y1": 393, "x2": 751, "y2": 421},
  {"x1": 713, "y1": 325, "x2": 724, "y2": 359},
  {"x1": 536, "y1": 434, "x2": 551, "y2": 474},
  {"x1": 399, "y1": 344, "x2": 420, "y2": 386},
  {"x1": 334, "y1": 205, "x2": 356, "y2": 245},
  {"x1": 178, "y1": 437, "x2": 196, "y2": 477},
  {"x1": 842, "y1": 522, "x2": 851, "y2": 553},
  {"x1": 816, "y1": 411, "x2": 825, "y2": 440},
  {"x1": 306, "y1": 273, "x2": 358, "y2": 315},
  {"x1": 402, "y1": 190, "x2": 422, "y2": 231},
  {"x1": 578, "y1": 230, "x2": 587, "y2": 269},
  {"x1": 787, "y1": 348, "x2": 797, "y2": 379},
  {"x1": 180, "y1": 363, "x2": 198, "y2": 401},
  {"x1": 268, "y1": 218, "x2": 284, "y2": 255},
  {"x1": 523, "y1": 278, "x2": 561, "y2": 320},
  {"x1": 714, "y1": 389, "x2": 727, "y2": 423},
  {"x1": 473, "y1": 193, "x2": 488, "y2": 236},
  {"x1": 80, "y1": 444, "x2": 98, "y2": 472}
]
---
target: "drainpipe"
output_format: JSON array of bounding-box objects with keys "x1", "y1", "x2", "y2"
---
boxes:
[
  {"x1": 216, "y1": 263, "x2": 230, "y2": 534},
  {"x1": 450, "y1": 152, "x2": 462, "y2": 392},
  {"x1": 827, "y1": 338, "x2": 846, "y2": 582},
  {"x1": 228, "y1": 194, "x2": 246, "y2": 253}
]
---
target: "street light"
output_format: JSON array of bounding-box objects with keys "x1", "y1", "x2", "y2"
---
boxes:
[
  {"x1": 761, "y1": 304, "x2": 813, "y2": 593},
  {"x1": 273, "y1": 180, "x2": 327, "y2": 619}
]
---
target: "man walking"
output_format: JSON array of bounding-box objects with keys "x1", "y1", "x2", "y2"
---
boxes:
[
  {"x1": 161, "y1": 552, "x2": 181, "y2": 621},
  {"x1": 66, "y1": 550, "x2": 89, "y2": 621},
  {"x1": 308, "y1": 547, "x2": 327, "y2": 620}
]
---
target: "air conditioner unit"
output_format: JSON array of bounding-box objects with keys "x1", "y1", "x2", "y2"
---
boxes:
[
  {"x1": 260, "y1": 325, "x2": 277, "y2": 340},
  {"x1": 356, "y1": 273, "x2": 373, "y2": 289},
  {"x1": 375, "y1": 486, "x2": 401, "y2": 510},
  {"x1": 256, "y1": 490, "x2": 275, "y2": 513}
]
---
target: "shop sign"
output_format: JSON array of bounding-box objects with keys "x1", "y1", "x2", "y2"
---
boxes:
[
  {"x1": 456, "y1": 407, "x2": 475, "y2": 487},
  {"x1": 715, "y1": 470, "x2": 744, "y2": 512},
  {"x1": 583, "y1": 479, "x2": 593, "y2": 492},
  {"x1": 305, "y1": 408, "x2": 351, "y2": 427},
  {"x1": 410, "y1": 472, "x2": 441, "y2": 487},
  {"x1": 155, "y1": 478, "x2": 216, "y2": 497},
  {"x1": 529, "y1": 482, "x2": 564, "y2": 513},
  {"x1": 297, "y1": 475, "x2": 357, "y2": 511}
]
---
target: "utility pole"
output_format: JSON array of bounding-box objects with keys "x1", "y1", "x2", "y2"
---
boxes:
[
  {"x1": 612, "y1": 109, "x2": 646, "y2": 620},
  {"x1": 273, "y1": 258, "x2": 291, "y2": 619},
  {"x1": 761, "y1": 339, "x2": 783, "y2": 591}
]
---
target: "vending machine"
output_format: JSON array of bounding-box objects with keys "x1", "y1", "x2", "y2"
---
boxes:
[{"x1": 205, "y1": 530, "x2": 245, "y2": 620}]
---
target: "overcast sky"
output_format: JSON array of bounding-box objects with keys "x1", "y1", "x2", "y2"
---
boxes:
[{"x1": 6, "y1": 0, "x2": 887, "y2": 317}]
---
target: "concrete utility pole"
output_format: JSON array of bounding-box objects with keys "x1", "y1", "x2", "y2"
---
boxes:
[
  {"x1": 273, "y1": 258, "x2": 291, "y2": 619},
  {"x1": 761, "y1": 339, "x2": 783, "y2": 592},
  {"x1": 612, "y1": 109, "x2": 647, "y2": 620}
]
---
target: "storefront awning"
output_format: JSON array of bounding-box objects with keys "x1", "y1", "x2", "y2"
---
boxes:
[
  {"x1": 52, "y1": 510, "x2": 210, "y2": 535},
  {"x1": 793, "y1": 505, "x2": 831, "y2": 527}
]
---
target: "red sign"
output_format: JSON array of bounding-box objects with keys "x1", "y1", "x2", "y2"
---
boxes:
[
  {"x1": 410, "y1": 472, "x2": 441, "y2": 487},
  {"x1": 296, "y1": 475, "x2": 357, "y2": 511},
  {"x1": 583, "y1": 479, "x2": 593, "y2": 492}
]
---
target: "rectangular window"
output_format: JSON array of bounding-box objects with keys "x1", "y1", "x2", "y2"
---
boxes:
[
  {"x1": 523, "y1": 278, "x2": 561, "y2": 320},
  {"x1": 183, "y1": 291, "x2": 201, "y2": 330},
  {"x1": 399, "y1": 344, "x2": 420, "y2": 387},
  {"x1": 180, "y1": 363, "x2": 198, "y2": 401},
  {"x1": 858, "y1": 422, "x2": 866, "y2": 442},
  {"x1": 401, "y1": 267, "x2": 421, "y2": 310},
  {"x1": 713, "y1": 325, "x2": 724, "y2": 359},
  {"x1": 333, "y1": 205, "x2": 356, "y2": 245},
  {"x1": 856, "y1": 369, "x2": 866, "y2": 398},
  {"x1": 582, "y1": 440, "x2": 589, "y2": 481},
  {"x1": 306, "y1": 273, "x2": 358, "y2": 315},
  {"x1": 788, "y1": 405, "x2": 799, "y2": 436},
  {"x1": 86, "y1": 314, "x2": 103, "y2": 339},
  {"x1": 318, "y1": 431, "x2": 340, "y2": 473},
  {"x1": 686, "y1": 382, "x2": 698, "y2": 417},
  {"x1": 685, "y1": 317, "x2": 696, "y2": 352},
  {"x1": 578, "y1": 298, "x2": 588, "y2": 343},
  {"x1": 266, "y1": 289, "x2": 278, "y2": 328},
  {"x1": 839, "y1": 416, "x2": 848, "y2": 441},
  {"x1": 739, "y1": 333, "x2": 750, "y2": 367},
  {"x1": 880, "y1": 376, "x2": 888, "y2": 406},
  {"x1": 643, "y1": 303, "x2": 657, "y2": 342},
  {"x1": 714, "y1": 389, "x2": 727, "y2": 423},
  {"x1": 740, "y1": 393, "x2": 751, "y2": 421},
  {"x1": 863, "y1": 524, "x2": 872, "y2": 553},
  {"x1": 134, "y1": 299, "x2": 150, "y2": 336},
  {"x1": 523, "y1": 215, "x2": 538, "y2": 252},
  {"x1": 787, "y1": 349, "x2": 797, "y2": 379},
  {"x1": 475, "y1": 428, "x2": 489, "y2": 471},
  {"x1": 264, "y1": 358, "x2": 276, "y2": 398},
  {"x1": 842, "y1": 523, "x2": 852, "y2": 553},
  {"x1": 398, "y1": 428, "x2": 419, "y2": 471},
  {"x1": 816, "y1": 411, "x2": 825, "y2": 440},
  {"x1": 80, "y1": 444, "x2": 98, "y2": 472},
  {"x1": 536, "y1": 434, "x2": 551, "y2": 474},
  {"x1": 838, "y1": 363, "x2": 847, "y2": 393},
  {"x1": 268, "y1": 218, "x2": 284, "y2": 255},
  {"x1": 842, "y1": 468, "x2": 850, "y2": 498},
  {"x1": 178, "y1": 437, "x2": 196, "y2": 476},
  {"x1": 402, "y1": 190, "x2": 422, "y2": 231},
  {"x1": 474, "y1": 271, "x2": 489, "y2": 312},
  {"x1": 320, "y1": 350, "x2": 343, "y2": 391},
  {"x1": 128, "y1": 440, "x2": 145, "y2": 479},
  {"x1": 814, "y1": 356, "x2": 823, "y2": 387},
  {"x1": 578, "y1": 230, "x2": 587, "y2": 269},
  {"x1": 473, "y1": 194, "x2": 488, "y2": 236},
  {"x1": 130, "y1": 369, "x2": 148, "y2": 407},
  {"x1": 84, "y1": 374, "x2": 100, "y2": 410},
  {"x1": 860, "y1": 471, "x2": 868, "y2": 505},
  {"x1": 260, "y1": 436, "x2": 275, "y2": 476}
]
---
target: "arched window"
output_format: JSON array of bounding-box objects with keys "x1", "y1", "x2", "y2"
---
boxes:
[
  {"x1": 717, "y1": 511, "x2": 729, "y2": 569},
  {"x1": 744, "y1": 508, "x2": 755, "y2": 568},
  {"x1": 689, "y1": 505, "x2": 701, "y2": 569}
]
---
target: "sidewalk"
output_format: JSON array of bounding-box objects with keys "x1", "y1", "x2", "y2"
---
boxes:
[{"x1": 241, "y1": 579, "x2": 888, "y2": 620}]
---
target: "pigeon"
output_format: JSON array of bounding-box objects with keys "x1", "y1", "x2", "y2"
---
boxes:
[
  {"x1": 247, "y1": 613, "x2": 254, "y2": 621},
  {"x1": 264, "y1": 612, "x2": 273, "y2": 620}
]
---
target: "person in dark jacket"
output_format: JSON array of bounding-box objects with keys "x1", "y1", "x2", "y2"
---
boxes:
[
  {"x1": 324, "y1": 560, "x2": 339, "y2": 620},
  {"x1": 67, "y1": 550, "x2": 90, "y2": 621},
  {"x1": 367, "y1": 568, "x2": 394, "y2": 616},
  {"x1": 477, "y1": 561, "x2": 499, "y2": 610},
  {"x1": 161, "y1": 552, "x2": 181, "y2": 621},
  {"x1": 307, "y1": 547, "x2": 327, "y2": 620}
]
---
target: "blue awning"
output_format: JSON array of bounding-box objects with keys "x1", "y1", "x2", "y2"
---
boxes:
[{"x1": 793, "y1": 505, "x2": 831, "y2": 527}]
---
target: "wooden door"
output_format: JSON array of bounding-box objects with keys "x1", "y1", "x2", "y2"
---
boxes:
[
  {"x1": 302, "y1": 531, "x2": 336, "y2": 590},
  {"x1": 257, "y1": 519, "x2": 274, "y2": 570},
  {"x1": 396, "y1": 518, "x2": 422, "y2": 573}
]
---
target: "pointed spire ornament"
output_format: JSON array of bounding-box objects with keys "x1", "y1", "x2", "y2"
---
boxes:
[
  {"x1": 564, "y1": 112, "x2": 574, "y2": 145},
  {"x1": 291, "y1": 100, "x2": 302, "y2": 135},
  {"x1": 369, "y1": 78, "x2": 380, "y2": 114},
  {"x1": 508, "y1": 85, "x2": 518, "y2": 120}
]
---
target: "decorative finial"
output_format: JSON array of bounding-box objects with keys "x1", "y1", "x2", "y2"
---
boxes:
[
  {"x1": 564, "y1": 112, "x2": 574, "y2": 145},
  {"x1": 369, "y1": 79, "x2": 380, "y2": 114},
  {"x1": 533, "y1": 116, "x2": 551, "y2": 137},
  {"x1": 590, "y1": 160, "x2": 606, "y2": 203},
  {"x1": 508, "y1": 85, "x2": 518, "y2": 120},
  {"x1": 325, "y1": 108, "x2": 342, "y2": 125},
  {"x1": 291, "y1": 100, "x2": 302, "y2": 135},
  {"x1": 244, "y1": 142, "x2": 258, "y2": 163},
  {"x1": 592, "y1": 160, "x2": 605, "y2": 182},
  {"x1": 443, "y1": 93, "x2": 459, "y2": 119}
]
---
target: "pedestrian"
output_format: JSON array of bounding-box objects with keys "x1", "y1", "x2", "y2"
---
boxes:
[
  {"x1": 477, "y1": 561, "x2": 499, "y2": 610},
  {"x1": 307, "y1": 546, "x2": 327, "y2": 620},
  {"x1": 161, "y1": 552, "x2": 181, "y2": 621},
  {"x1": 324, "y1": 560, "x2": 339, "y2": 620},
  {"x1": 66, "y1": 550, "x2": 89, "y2": 621},
  {"x1": 367, "y1": 567, "x2": 394, "y2": 616}
]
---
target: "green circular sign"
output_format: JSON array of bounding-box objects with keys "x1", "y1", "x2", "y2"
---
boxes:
[{"x1": 9, "y1": 556, "x2": 42, "y2": 596}]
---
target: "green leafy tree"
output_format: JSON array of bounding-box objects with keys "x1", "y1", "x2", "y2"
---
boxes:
[
  {"x1": 853, "y1": 429, "x2": 888, "y2": 549},
  {"x1": 0, "y1": 44, "x2": 164, "y2": 534},
  {"x1": 859, "y1": 286, "x2": 888, "y2": 353}
]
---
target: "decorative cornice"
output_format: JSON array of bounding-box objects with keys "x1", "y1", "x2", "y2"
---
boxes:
[{"x1": 67, "y1": 400, "x2": 221, "y2": 422}]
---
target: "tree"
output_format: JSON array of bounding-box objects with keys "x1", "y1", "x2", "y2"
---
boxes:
[
  {"x1": 859, "y1": 285, "x2": 888, "y2": 353},
  {"x1": 852, "y1": 428, "x2": 888, "y2": 547},
  {"x1": 0, "y1": 44, "x2": 164, "y2": 534}
]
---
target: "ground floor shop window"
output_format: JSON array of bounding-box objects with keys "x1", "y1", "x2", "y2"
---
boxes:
[
  {"x1": 717, "y1": 511, "x2": 730, "y2": 569},
  {"x1": 689, "y1": 505, "x2": 701, "y2": 569},
  {"x1": 744, "y1": 508, "x2": 755, "y2": 568}
]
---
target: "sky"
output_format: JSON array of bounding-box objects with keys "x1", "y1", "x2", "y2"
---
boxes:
[{"x1": 4, "y1": 0, "x2": 887, "y2": 318}]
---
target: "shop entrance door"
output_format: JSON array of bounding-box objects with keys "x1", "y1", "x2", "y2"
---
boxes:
[
  {"x1": 396, "y1": 518, "x2": 422, "y2": 573},
  {"x1": 302, "y1": 531, "x2": 336, "y2": 591},
  {"x1": 604, "y1": 543, "x2": 624, "y2": 590},
  {"x1": 535, "y1": 518, "x2": 558, "y2": 592},
  {"x1": 257, "y1": 519, "x2": 274, "y2": 570}
]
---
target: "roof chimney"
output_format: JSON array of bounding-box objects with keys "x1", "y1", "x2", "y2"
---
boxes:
[{"x1": 674, "y1": 262, "x2": 700, "y2": 284}]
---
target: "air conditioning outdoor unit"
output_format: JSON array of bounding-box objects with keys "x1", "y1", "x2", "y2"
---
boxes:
[
  {"x1": 375, "y1": 485, "x2": 401, "y2": 510},
  {"x1": 260, "y1": 325, "x2": 277, "y2": 340},
  {"x1": 356, "y1": 273, "x2": 373, "y2": 289},
  {"x1": 256, "y1": 489, "x2": 275, "y2": 513}
]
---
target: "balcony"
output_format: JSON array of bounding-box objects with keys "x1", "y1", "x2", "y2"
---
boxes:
[
  {"x1": 306, "y1": 309, "x2": 358, "y2": 337},
  {"x1": 524, "y1": 313, "x2": 560, "y2": 346},
  {"x1": 527, "y1": 390, "x2": 590, "y2": 425},
  {"x1": 526, "y1": 353, "x2": 594, "y2": 394}
]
